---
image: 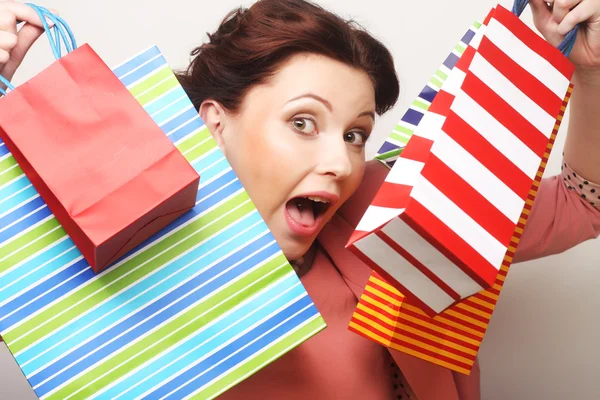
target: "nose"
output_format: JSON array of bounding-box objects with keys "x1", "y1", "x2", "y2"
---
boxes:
[{"x1": 315, "y1": 136, "x2": 353, "y2": 179}]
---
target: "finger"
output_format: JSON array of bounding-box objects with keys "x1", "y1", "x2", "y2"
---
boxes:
[
  {"x1": 0, "y1": 1, "x2": 48, "y2": 29},
  {"x1": 552, "y1": 0, "x2": 583, "y2": 24},
  {"x1": 558, "y1": 1, "x2": 598, "y2": 35},
  {"x1": 0, "y1": 48, "x2": 9, "y2": 64},
  {"x1": 0, "y1": 10, "x2": 17, "y2": 34},
  {"x1": 0, "y1": 29, "x2": 17, "y2": 51},
  {"x1": 529, "y1": 0, "x2": 555, "y2": 37},
  {"x1": 1, "y1": 22, "x2": 43, "y2": 80}
]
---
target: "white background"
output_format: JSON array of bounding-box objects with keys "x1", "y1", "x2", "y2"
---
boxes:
[{"x1": 3, "y1": 0, "x2": 599, "y2": 399}]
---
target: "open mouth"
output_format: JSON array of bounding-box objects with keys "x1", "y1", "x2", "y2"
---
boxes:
[{"x1": 285, "y1": 195, "x2": 332, "y2": 228}]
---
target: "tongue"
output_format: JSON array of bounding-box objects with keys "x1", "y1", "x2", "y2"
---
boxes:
[{"x1": 286, "y1": 198, "x2": 316, "y2": 227}]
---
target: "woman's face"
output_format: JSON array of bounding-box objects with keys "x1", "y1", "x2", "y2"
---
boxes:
[{"x1": 202, "y1": 54, "x2": 376, "y2": 261}]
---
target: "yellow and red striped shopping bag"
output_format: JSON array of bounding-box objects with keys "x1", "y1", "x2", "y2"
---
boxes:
[{"x1": 347, "y1": 3, "x2": 575, "y2": 319}]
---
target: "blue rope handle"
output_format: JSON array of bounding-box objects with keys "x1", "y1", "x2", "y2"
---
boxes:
[
  {"x1": 30, "y1": 5, "x2": 77, "y2": 54},
  {"x1": 0, "y1": 4, "x2": 77, "y2": 95},
  {"x1": 512, "y1": 0, "x2": 579, "y2": 57},
  {"x1": 0, "y1": 75, "x2": 12, "y2": 96},
  {"x1": 25, "y1": 4, "x2": 77, "y2": 59}
]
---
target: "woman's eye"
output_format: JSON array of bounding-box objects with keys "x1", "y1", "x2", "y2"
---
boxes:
[
  {"x1": 344, "y1": 131, "x2": 367, "y2": 146},
  {"x1": 291, "y1": 117, "x2": 317, "y2": 135}
]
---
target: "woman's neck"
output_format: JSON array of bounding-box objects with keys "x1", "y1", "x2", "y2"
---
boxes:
[{"x1": 290, "y1": 242, "x2": 318, "y2": 277}]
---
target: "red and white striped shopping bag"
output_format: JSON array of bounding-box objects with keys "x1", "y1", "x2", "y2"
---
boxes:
[{"x1": 347, "y1": 4, "x2": 575, "y2": 317}]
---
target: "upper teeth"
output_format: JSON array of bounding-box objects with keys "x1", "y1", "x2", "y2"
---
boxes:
[{"x1": 307, "y1": 196, "x2": 330, "y2": 203}]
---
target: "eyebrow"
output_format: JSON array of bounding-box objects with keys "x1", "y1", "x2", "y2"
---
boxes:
[
  {"x1": 358, "y1": 111, "x2": 376, "y2": 121},
  {"x1": 288, "y1": 93, "x2": 333, "y2": 111},
  {"x1": 287, "y1": 93, "x2": 375, "y2": 121}
]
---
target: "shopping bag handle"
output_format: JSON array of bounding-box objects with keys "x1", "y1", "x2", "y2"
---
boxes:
[
  {"x1": 27, "y1": 4, "x2": 78, "y2": 59},
  {"x1": 0, "y1": 3, "x2": 77, "y2": 95},
  {"x1": 512, "y1": 0, "x2": 578, "y2": 56}
]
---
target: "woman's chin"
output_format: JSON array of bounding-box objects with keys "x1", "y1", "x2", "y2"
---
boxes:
[
  {"x1": 281, "y1": 245, "x2": 310, "y2": 262},
  {"x1": 278, "y1": 237, "x2": 314, "y2": 262}
]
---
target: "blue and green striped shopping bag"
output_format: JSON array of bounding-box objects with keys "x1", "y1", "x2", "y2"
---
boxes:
[{"x1": 0, "y1": 45, "x2": 326, "y2": 399}]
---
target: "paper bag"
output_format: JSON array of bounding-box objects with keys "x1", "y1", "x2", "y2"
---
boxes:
[
  {"x1": 0, "y1": 44, "x2": 200, "y2": 273},
  {"x1": 0, "y1": 46, "x2": 326, "y2": 400},
  {"x1": 347, "y1": 4, "x2": 575, "y2": 317},
  {"x1": 348, "y1": 3, "x2": 576, "y2": 375}
]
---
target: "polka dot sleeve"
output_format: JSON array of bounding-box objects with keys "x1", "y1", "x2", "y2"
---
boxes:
[
  {"x1": 561, "y1": 159, "x2": 600, "y2": 208},
  {"x1": 391, "y1": 360, "x2": 418, "y2": 399}
]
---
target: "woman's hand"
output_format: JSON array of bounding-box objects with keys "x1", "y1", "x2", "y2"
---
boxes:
[
  {"x1": 530, "y1": 0, "x2": 600, "y2": 69},
  {"x1": 530, "y1": 0, "x2": 600, "y2": 185},
  {"x1": 0, "y1": 0, "x2": 50, "y2": 86}
]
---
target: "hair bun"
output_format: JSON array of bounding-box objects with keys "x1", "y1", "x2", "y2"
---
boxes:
[{"x1": 207, "y1": 7, "x2": 249, "y2": 46}]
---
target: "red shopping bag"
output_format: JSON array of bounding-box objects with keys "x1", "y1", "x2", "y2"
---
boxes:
[
  {"x1": 0, "y1": 44, "x2": 200, "y2": 273},
  {"x1": 347, "y1": 3, "x2": 575, "y2": 317}
]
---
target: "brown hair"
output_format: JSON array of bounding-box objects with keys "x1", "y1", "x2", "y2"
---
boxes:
[{"x1": 177, "y1": 0, "x2": 399, "y2": 115}]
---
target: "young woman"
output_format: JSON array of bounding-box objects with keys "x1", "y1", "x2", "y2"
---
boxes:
[{"x1": 2, "y1": 0, "x2": 599, "y2": 398}]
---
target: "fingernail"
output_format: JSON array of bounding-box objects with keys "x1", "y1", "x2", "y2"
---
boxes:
[{"x1": 44, "y1": 16, "x2": 55, "y2": 28}]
